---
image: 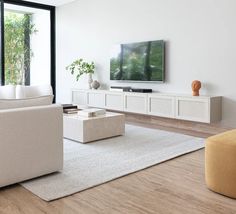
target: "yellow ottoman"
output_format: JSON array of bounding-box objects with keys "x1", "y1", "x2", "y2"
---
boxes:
[{"x1": 205, "y1": 129, "x2": 236, "y2": 198}]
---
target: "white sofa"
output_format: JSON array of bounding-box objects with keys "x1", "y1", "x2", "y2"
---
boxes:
[
  {"x1": 0, "y1": 85, "x2": 54, "y2": 109},
  {"x1": 0, "y1": 85, "x2": 63, "y2": 188}
]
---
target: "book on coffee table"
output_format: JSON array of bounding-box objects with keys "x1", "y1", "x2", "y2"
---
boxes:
[
  {"x1": 62, "y1": 104, "x2": 78, "y2": 110},
  {"x1": 77, "y1": 108, "x2": 106, "y2": 117},
  {"x1": 63, "y1": 108, "x2": 80, "y2": 114},
  {"x1": 62, "y1": 104, "x2": 81, "y2": 114}
]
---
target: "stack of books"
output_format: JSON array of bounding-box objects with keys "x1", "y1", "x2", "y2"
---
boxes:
[
  {"x1": 62, "y1": 104, "x2": 79, "y2": 114},
  {"x1": 77, "y1": 108, "x2": 106, "y2": 117}
]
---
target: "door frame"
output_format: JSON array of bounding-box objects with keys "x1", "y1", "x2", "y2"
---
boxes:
[{"x1": 0, "y1": 0, "x2": 56, "y2": 99}]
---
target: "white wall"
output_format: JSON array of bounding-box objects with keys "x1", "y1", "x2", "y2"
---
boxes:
[
  {"x1": 56, "y1": 0, "x2": 236, "y2": 127},
  {"x1": 31, "y1": 10, "x2": 51, "y2": 85}
]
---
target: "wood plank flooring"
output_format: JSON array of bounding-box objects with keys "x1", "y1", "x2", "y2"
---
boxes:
[{"x1": 0, "y1": 115, "x2": 235, "y2": 214}]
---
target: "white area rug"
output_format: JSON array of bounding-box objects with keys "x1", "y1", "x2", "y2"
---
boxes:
[{"x1": 21, "y1": 125, "x2": 205, "y2": 201}]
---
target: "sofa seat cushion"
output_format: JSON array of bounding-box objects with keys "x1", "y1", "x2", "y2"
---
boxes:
[
  {"x1": 0, "y1": 85, "x2": 16, "y2": 99},
  {"x1": 0, "y1": 95, "x2": 53, "y2": 110}
]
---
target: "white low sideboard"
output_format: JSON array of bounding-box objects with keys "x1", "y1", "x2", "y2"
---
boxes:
[{"x1": 71, "y1": 89, "x2": 222, "y2": 123}]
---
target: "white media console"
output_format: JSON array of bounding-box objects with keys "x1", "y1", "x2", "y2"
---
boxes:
[{"x1": 71, "y1": 89, "x2": 222, "y2": 123}]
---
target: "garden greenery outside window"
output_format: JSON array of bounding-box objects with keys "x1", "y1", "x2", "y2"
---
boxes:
[{"x1": 4, "y1": 11, "x2": 36, "y2": 85}]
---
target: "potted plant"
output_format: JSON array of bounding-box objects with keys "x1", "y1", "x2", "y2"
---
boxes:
[{"x1": 66, "y1": 58, "x2": 95, "y2": 89}]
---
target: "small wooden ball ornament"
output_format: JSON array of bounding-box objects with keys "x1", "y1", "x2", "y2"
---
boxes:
[{"x1": 191, "y1": 80, "x2": 201, "y2": 96}]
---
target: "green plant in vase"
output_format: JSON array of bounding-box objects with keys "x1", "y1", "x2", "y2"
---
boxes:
[{"x1": 66, "y1": 58, "x2": 95, "y2": 89}]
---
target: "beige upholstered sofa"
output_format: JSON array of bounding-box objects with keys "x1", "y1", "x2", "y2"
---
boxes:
[{"x1": 0, "y1": 85, "x2": 63, "y2": 188}]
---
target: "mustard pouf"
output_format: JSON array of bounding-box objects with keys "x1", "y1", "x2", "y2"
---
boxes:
[{"x1": 205, "y1": 129, "x2": 236, "y2": 198}]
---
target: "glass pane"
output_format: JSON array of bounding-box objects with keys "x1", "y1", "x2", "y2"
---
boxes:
[{"x1": 4, "y1": 4, "x2": 50, "y2": 85}]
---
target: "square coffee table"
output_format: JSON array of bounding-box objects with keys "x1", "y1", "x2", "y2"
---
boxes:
[{"x1": 63, "y1": 112, "x2": 125, "y2": 143}]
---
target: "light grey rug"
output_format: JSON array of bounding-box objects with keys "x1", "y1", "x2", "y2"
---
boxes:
[{"x1": 21, "y1": 125, "x2": 204, "y2": 201}]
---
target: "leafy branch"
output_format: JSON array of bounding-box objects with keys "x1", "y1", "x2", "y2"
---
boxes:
[{"x1": 66, "y1": 58, "x2": 95, "y2": 81}]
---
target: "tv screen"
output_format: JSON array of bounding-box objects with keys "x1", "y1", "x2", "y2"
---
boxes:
[{"x1": 110, "y1": 40, "x2": 165, "y2": 82}]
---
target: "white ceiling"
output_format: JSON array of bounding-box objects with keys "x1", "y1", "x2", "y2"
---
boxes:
[{"x1": 25, "y1": 0, "x2": 76, "y2": 6}]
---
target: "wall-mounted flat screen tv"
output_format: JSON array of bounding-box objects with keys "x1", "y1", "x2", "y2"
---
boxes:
[{"x1": 110, "y1": 40, "x2": 165, "y2": 82}]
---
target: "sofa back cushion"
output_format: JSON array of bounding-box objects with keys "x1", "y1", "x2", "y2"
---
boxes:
[
  {"x1": 0, "y1": 95, "x2": 54, "y2": 110},
  {"x1": 0, "y1": 85, "x2": 16, "y2": 99},
  {"x1": 16, "y1": 85, "x2": 53, "y2": 99}
]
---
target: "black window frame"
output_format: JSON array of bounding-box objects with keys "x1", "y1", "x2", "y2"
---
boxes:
[{"x1": 0, "y1": 0, "x2": 56, "y2": 100}]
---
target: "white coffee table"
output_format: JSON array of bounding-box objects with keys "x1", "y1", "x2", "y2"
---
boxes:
[{"x1": 63, "y1": 112, "x2": 125, "y2": 143}]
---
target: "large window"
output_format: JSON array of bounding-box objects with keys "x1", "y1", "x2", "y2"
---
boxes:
[{"x1": 0, "y1": 0, "x2": 55, "y2": 96}]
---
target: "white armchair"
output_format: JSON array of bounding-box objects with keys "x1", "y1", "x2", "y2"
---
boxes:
[{"x1": 0, "y1": 85, "x2": 63, "y2": 188}]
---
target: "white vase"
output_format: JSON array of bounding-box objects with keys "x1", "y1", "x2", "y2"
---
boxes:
[{"x1": 88, "y1": 73, "x2": 93, "y2": 89}]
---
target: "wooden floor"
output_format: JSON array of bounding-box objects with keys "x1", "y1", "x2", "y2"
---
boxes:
[{"x1": 0, "y1": 115, "x2": 235, "y2": 214}]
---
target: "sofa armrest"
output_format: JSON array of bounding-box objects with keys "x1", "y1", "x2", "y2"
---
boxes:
[{"x1": 0, "y1": 104, "x2": 63, "y2": 187}]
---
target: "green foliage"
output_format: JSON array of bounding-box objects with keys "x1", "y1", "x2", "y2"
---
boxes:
[
  {"x1": 66, "y1": 58, "x2": 95, "y2": 81},
  {"x1": 110, "y1": 58, "x2": 120, "y2": 80},
  {"x1": 4, "y1": 12, "x2": 37, "y2": 85},
  {"x1": 122, "y1": 43, "x2": 146, "y2": 80}
]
